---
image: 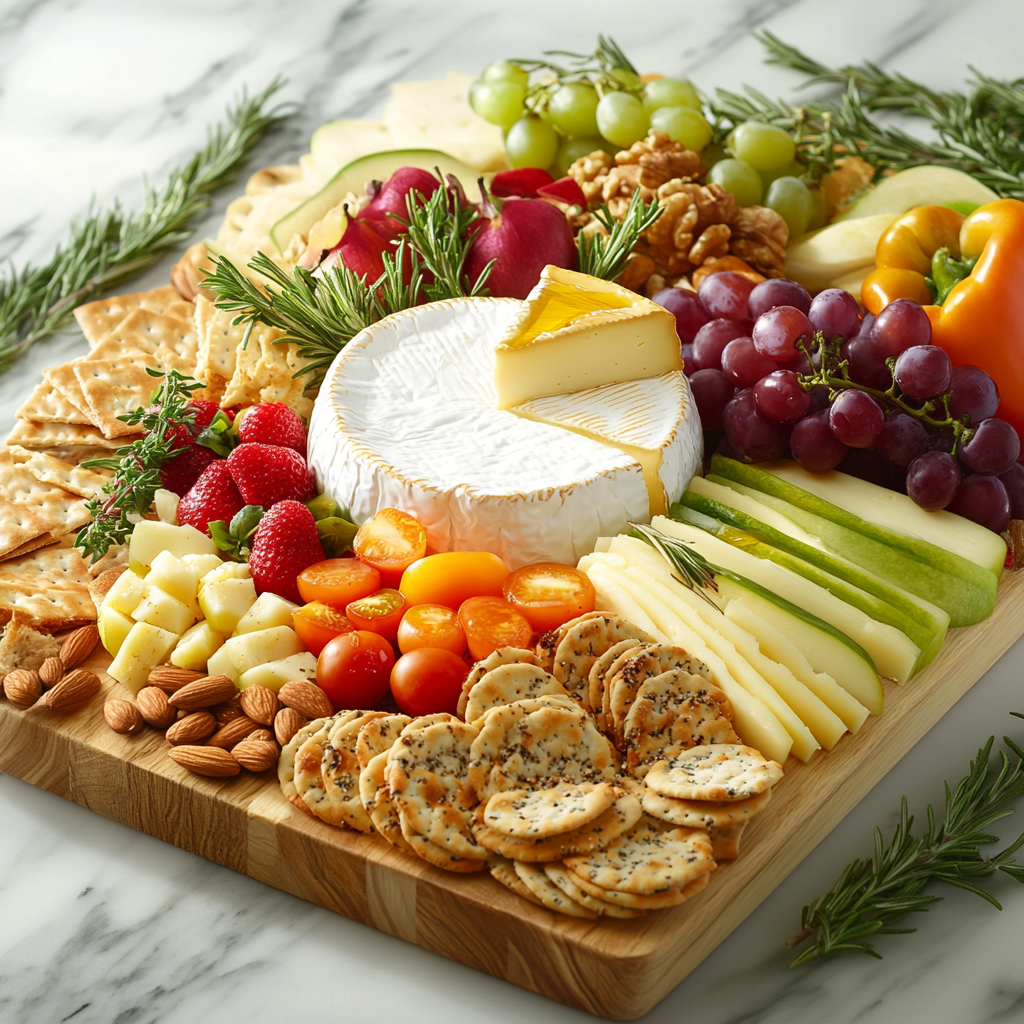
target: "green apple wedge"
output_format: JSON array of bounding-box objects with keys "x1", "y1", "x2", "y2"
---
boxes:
[
  {"x1": 835, "y1": 166, "x2": 998, "y2": 221},
  {"x1": 708, "y1": 456, "x2": 1000, "y2": 624},
  {"x1": 680, "y1": 482, "x2": 949, "y2": 664}
]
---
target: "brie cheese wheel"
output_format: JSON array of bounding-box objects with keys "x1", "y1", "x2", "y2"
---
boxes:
[
  {"x1": 493, "y1": 265, "x2": 683, "y2": 408},
  {"x1": 309, "y1": 298, "x2": 702, "y2": 568}
]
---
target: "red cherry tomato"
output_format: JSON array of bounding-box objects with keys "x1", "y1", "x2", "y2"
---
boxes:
[
  {"x1": 297, "y1": 558, "x2": 380, "y2": 608},
  {"x1": 316, "y1": 630, "x2": 395, "y2": 710},
  {"x1": 390, "y1": 648, "x2": 468, "y2": 717},
  {"x1": 399, "y1": 551, "x2": 509, "y2": 609},
  {"x1": 457, "y1": 595, "x2": 533, "y2": 661},
  {"x1": 353, "y1": 508, "x2": 427, "y2": 587},
  {"x1": 344, "y1": 588, "x2": 407, "y2": 645},
  {"x1": 503, "y1": 562, "x2": 596, "y2": 631},
  {"x1": 292, "y1": 602, "x2": 356, "y2": 656},
  {"x1": 396, "y1": 603, "x2": 467, "y2": 655}
]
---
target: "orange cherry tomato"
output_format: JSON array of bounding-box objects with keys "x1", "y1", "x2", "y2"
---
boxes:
[
  {"x1": 390, "y1": 648, "x2": 468, "y2": 717},
  {"x1": 458, "y1": 595, "x2": 533, "y2": 661},
  {"x1": 297, "y1": 558, "x2": 380, "y2": 609},
  {"x1": 292, "y1": 602, "x2": 356, "y2": 656},
  {"x1": 317, "y1": 630, "x2": 395, "y2": 710},
  {"x1": 344, "y1": 588, "x2": 407, "y2": 645},
  {"x1": 399, "y1": 551, "x2": 510, "y2": 609},
  {"x1": 396, "y1": 603, "x2": 467, "y2": 655},
  {"x1": 502, "y1": 562, "x2": 596, "y2": 632},
  {"x1": 353, "y1": 508, "x2": 428, "y2": 588}
]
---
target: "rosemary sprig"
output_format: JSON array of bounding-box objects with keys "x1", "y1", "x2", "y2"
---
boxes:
[
  {"x1": 578, "y1": 190, "x2": 663, "y2": 280},
  {"x1": 789, "y1": 720, "x2": 1024, "y2": 965},
  {"x1": 629, "y1": 521, "x2": 719, "y2": 608},
  {"x1": 75, "y1": 369, "x2": 205, "y2": 561},
  {"x1": 0, "y1": 80, "x2": 290, "y2": 375}
]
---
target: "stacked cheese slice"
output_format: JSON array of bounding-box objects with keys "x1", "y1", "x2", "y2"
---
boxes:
[{"x1": 308, "y1": 269, "x2": 702, "y2": 567}]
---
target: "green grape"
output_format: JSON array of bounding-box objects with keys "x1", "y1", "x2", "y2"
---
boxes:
[
  {"x1": 481, "y1": 60, "x2": 529, "y2": 89},
  {"x1": 554, "y1": 135, "x2": 609, "y2": 176},
  {"x1": 806, "y1": 187, "x2": 828, "y2": 231},
  {"x1": 760, "y1": 159, "x2": 804, "y2": 188},
  {"x1": 548, "y1": 83, "x2": 600, "y2": 138},
  {"x1": 731, "y1": 121, "x2": 797, "y2": 171},
  {"x1": 699, "y1": 140, "x2": 728, "y2": 169},
  {"x1": 609, "y1": 67, "x2": 642, "y2": 91},
  {"x1": 505, "y1": 115, "x2": 559, "y2": 169},
  {"x1": 765, "y1": 176, "x2": 812, "y2": 237},
  {"x1": 642, "y1": 77, "x2": 701, "y2": 114},
  {"x1": 470, "y1": 79, "x2": 526, "y2": 129},
  {"x1": 707, "y1": 158, "x2": 763, "y2": 207},
  {"x1": 649, "y1": 106, "x2": 712, "y2": 150},
  {"x1": 596, "y1": 92, "x2": 649, "y2": 148}
]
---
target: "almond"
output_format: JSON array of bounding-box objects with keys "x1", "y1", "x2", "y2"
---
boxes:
[
  {"x1": 210, "y1": 697, "x2": 245, "y2": 724},
  {"x1": 3, "y1": 669, "x2": 42, "y2": 709},
  {"x1": 239, "y1": 684, "x2": 280, "y2": 726},
  {"x1": 104, "y1": 699, "x2": 144, "y2": 736},
  {"x1": 232, "y1": 739, "x2": 280, "y2": 772},
  {"x1": 206, "y1": 715, "x2": 260, "y2": 749},
  {"x1": 166, "y1": 711, "x2": 217, "y2": 745},
  {"x1": 246, "y1": 727, "x2": 275, "y2": 743},
  {"x1": 39, "y1": 668, "x2": 101, "y2": 712},
  {"x1": 148, "y1": 665, "x2": 204, "y2": 693},
  {"x1": 136, "y1": 686, "x2": 176, "y2": 729},
  {"x1": 167, "y1": 745, "x2": 240, "y2": 777},
  {"x1": 59, "y1": 624, "x2": 99, "y2": 669},
  {"x1": 278, "y1": 680, "x2": 334, "y2": 719},
  {"x1": 39, "y1": 657, "x2": 65, "y2": 688},
  {"x1": 167, "y1": 674, "x2": 237, "y2": 711},
  {"x1": 274, "y1": 707, "x2": 308, "y2": 746}
]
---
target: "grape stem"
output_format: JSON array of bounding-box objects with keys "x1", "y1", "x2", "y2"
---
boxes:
[{"x1": 797, "y1": 333, "x2": 975, "y2": 455}]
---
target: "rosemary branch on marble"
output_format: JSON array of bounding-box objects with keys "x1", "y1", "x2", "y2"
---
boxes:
[
  {"x1": 788, "y1": 720, "x2": 1024, "y2": 966},
  {"x1": 0, "y1": 80, "x2": 290, "y2": 375}
]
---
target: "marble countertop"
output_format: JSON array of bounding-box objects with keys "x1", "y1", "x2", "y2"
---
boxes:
[{"x1": 3, "y1": 1, "x2": 1024, "y2": 1021}]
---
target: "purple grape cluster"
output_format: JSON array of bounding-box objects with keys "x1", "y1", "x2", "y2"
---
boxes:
[{"x1": 654, "y1": 274, "x2": 1022, "y2": 535}]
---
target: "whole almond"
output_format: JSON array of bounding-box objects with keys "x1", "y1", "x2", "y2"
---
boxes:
[
  {"x1": 39, "y1": 657, "x2": 65, "y2": 688},
  {"x1": 206, "y1": 715, "x2": 259, "y2": 749},
  {"x1": 167, "y1": 674, "x2": 237, "y2": 711},
  {"x1": 278, "y1": 680, "x2": 334, "y2": 719},
  {"x1": 39, "y1": 669, "x2": 101, "y2": 712},
  {"x1": 59, "y1": 624, "x2": 99, "y2": 669},
  {"x1": 4, "y1": 669, "x2": 42, "y2": 709},
  {"x1": 239, "y1": 684, "x2": 280, "y2": 726},
  {"x1": 232, "y1": 739, "x2": 280, "y2": 773},
  {"x1": 148, "y1": 665, "x2": 204, "y2": 693},
  {"x1": 210, "y1": 697, "x2": 245, "y2": 725},
  {"x1": 104, "y1": 699, "x2": 144, "y2": 736},
  {"x1": 136, "y1": 686, "x2": 176, "y2": 729},
  {"x1": 166, "y1": 711, "x2": 217, "y2": 745},
  {"x1": 167, "y1": 745, "x2": 240, "y2": 777},
  {"x1": 246, "y1": 727, "x2": 274, "y2": 743},
  {"x1": 274, "y1": 707, "x2": 308, "y2": 746}
]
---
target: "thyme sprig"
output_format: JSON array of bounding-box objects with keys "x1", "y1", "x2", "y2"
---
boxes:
[
  {"x1": 75, "y1": 369, "x2": 205, "y2": 561},
  {"x1": 629, "y1": 521, "x2": 720, "y2": 609},
  {"x1": 0, "y1": 80, "x2": 289, "y2": 375},
  {"x1": 577, "y1": 190, "x2": 663, "y2": 281},
  {"x1": 789, "y1": 720, "x2": 1024, "y2": 965}
]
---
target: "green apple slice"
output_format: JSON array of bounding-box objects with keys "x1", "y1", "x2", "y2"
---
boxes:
[{"x1": 835, "y1": 165, "x2": 998, "y2": 221}]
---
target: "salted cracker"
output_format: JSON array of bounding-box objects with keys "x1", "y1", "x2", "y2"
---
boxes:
[
  {"x1": 16, "y1": 381, "x2": 93, "y2": 425},
  {"x1": 0, "y1": 612, "x2": 62, "y2": 674},
  {"x1": 88, "y1": 307, "x2": 197, "y2": 372},
  {"x1": 645, "y1": 744, "x2": 784, "y2": 802},
  {"x1": 6, "y1": 418, "x2": 134, "y2": 451},
  {"x1": 398, "y1": 814, "x2": 487, "y2": 873},
  {"x1": 464, "y1": 663, "x2": 567, "y2": 724},
  {"x1": 279, "y1": 715, "x2": 336, "y2": 804},
  {"x1": 72, "y1": 358, "x2": 165, "y2": 438},
  {"x1": 6, "y1": 445, "x2": 109, "y2": 499},
  {"x1": 0, "y1": 498, "x2": 54, "y2": 560},
  {"x1": 43, "y1": 365, "x2": 94, "y2": 422},
  {"x1": 355, "y1": 712, "x2": 412, "y2": 768},
  {"x1": 292, "y1": 720, "x2": 336, "y2": 817},
  {"x1": 0, "y1": 449, "x2": 92, "y2": 545},
  {"x1": 193, "y1": 296, "x2": 239, "y2": 402},
  {"x1": 0, "y1": 579, "x2": 95, "y2": 632},
  {"x1": 73, "y1": 285, "x2": 182, "y2": 345},
  {"x1": 566, "y1": 863, "x2": 713, "y2": 910},
  {"x1": 489, "y1": 857, "x2": 544, "y2": 907}
]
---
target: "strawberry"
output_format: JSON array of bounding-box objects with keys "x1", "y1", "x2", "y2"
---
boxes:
[
  {"x1": 227, "y1": 442, "x2": 315, "y2": 507},
  {"x1": 177, "y1": 460, "x2": 245, "y2": 536},
  {"x1": 248, "y1": 500, "x2": 324, "y2": 602},
  {"x1": 160, "y1": 443, "x2": 219, "y2": 496},
  {"x1": 237, "y1": 402, "x2": 306, "y2": 454},
  {"x1": 188, "y1": 399, "x2": 222, "y2": 431}
]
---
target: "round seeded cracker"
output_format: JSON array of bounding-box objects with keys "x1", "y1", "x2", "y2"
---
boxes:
[
  {"x1": 513, "y1": 861, "x2": 598, "y2": 918},
  {"x1": 319, "y1": 711, "x2": 390, "y2": 830},
  {"x1": 356, "y1": 713, "x2": 412, "y2": 768},
  {"x1": 640, "y1": 787, "x2": 772, "y2": 830},
  {"x1": 489, "y1": 857, "x2": 544, "y2": 906},
  {"x1": 645, "y1": 744, "x2": 784, "y2": 802},
  {"x1": 464, "y1": 663, "x2": 567, "y2": 724},
  {"x1": 542, "y1": 861, "x2": 645, "y2": 918},
  {"x1": 279, "y1": 715, "x2": 338, "y2": 801},
  {"x1": 293, "y1": 721, "x2": 337, "y2": 817},
  {"x1": 457, "y1": 647, "x2": 539, "y2": 719},
  {"x1": 482, "y1": 781, "x2": 618, "y2": 839},
  {"x1": 359, "y1": 750, "x2": 416, "y2": 855},
  {"x1": 398, "y1": 811, "x2": 488, "y2": 873},
  {"x1": 588, "y1": 638, "x2": 641, "y2": 732},
  {"x1": 566, "y1": 864, "x2": 713, "y2": 909}
]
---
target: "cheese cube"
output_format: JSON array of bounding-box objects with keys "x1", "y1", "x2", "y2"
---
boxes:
[
  {"x1": 102, "y1": 569, "x2": 148, "y2": 617},
  {"x1": 171, "y1": 622, "x2": 225, "y2": 672},
  {"x1": 238, "y1": 652, "x2": 319, "y2": 691},
  {"x1": 129, "y1": 520, "x2": 219, "y2": 569},
  {"x1": 198, "y1": 577, "x2": 257, "y2": 635},
  {"x1": 206, "y1": 643, "x2": 238, "y2": 682},
  {"x1": 234, "y1": 592, "x2": 301, "y2": 635},
  {"x1": 200, "y1": 561, "x2": 251, "y2": 586},
  {"x1": 219, "y1": 626, "x2": 304, "y2": 677},
  {"x1": 182, "y1": 553, "x2": 223, "y2": 579},
  {"x1": 107, "y1": 622, "x2": 178, "y2": 694},
  {"x1": 131, "y1": 586, "x2": 196, "y2": 636},
  {"x1": 98, "y1": 604, "x2": 135, "y2": 657},
  {"x1": 145, "y1": 550, "x2": 199, "y2": 607}
]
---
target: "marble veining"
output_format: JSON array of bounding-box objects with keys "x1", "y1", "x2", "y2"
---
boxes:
[{"x1": 3, "y1": 1, "x2": 1024, "y2": 1021}]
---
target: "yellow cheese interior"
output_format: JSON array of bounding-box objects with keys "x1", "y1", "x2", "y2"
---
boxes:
[{"x1": 508, "y1": 280, "x2": 635, "y2": 347}]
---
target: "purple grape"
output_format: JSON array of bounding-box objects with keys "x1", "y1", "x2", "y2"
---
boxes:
[
  {"x1": 998, "y1": 462, "x2": 1024, "y2": 519},
  {"x1": 839, "y1": 447, "x2": 906, "y2": 492},
  {"x1": 829, "y1": 390, "x2": 884, "y2": 448},
  {"x1": 681, "y1": 342, "x2": 696, "y2": 377},
  {"x1": 949, "y1": 365, "x2": 999, "y2": 425},
  {"x1": 721, "y1": 388, "x2": 791, "y2": 462},
  {"x1": 752, "y1": 306, "x2": 813, "y2": 362},
  {"x1": 948, "y1": 475, "x2": 1011, "y2": 533},
  {"x1": 807, "y1": 384, "x2": 831, "y2": 413},
  {"x1": 653, "y1": 287, "x2": 710, "y2": 344},
  {"x1": 845, "y1": 334, "x2": 892, "y2": 390},
  {"x1": 790, "y1": 410, "x2": 848, "y2": 472},
  {"x1": 754, "y1": 370, "x2": 811, "y2": 424},
  {"x1": 872, "y1": 298, "x2": 932, "y2": 359},
  {"x1": 689, "y1": 368, "x2": 734, "y2": 432},
  {"x1": 893, "y1": 345, "x2": 952, "y2": 400},
  {"x1": 960, "y1": 418, "x2": 1021, "y2": 476},
  {"x1": 808, "y1": 288, "x2": 860, "y2": 341},
  {"x1": 721, "y1": 337, "x2": 777, "y2": 388},
  {"x1": 698, "y1": 272, "x2": 757, "y2": 322},
  {"x1": 877, "y1": 413, "x2": 929, "y2": 468},
  {"x1": 906, "y1": 451, "x2": 961, "y2": 510},
  {"x1": 747, "y1": 278, "x2": 811, "y2": 320},
  {"x1": 693, "y1": 318, "x2": 751, "y2": 371}
]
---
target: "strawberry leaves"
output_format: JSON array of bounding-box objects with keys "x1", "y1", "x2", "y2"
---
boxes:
[{"x1": 209, "y1": 504, "x2": 265, "y2": 561}]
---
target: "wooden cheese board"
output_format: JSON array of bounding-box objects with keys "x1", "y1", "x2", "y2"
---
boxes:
[{"x1": 3, "y1": 568, "x2": 1024, "y2": 1020}]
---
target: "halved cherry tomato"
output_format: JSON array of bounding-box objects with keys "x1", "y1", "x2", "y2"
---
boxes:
[
  {"x1": 353, "y1": 508, "x2": 427, "y2": 587},
  {"x1": 297, "y1": 557, "x2": 380, "y2": 608},
  {"x1": 503, "y1": 562, "x2": 596, "y2": 632},
  {"x1": 317, "y1": 630, "x2": 395, "y2": 710},
  {"x1": 344, "y1": 588, "x2": 407, "y2": 645},
  {"x1": 399, "y1": 551, "x2": 510, "y2": 609},
  {"x1": 457, "y1": 595, "x2": 533, "y2": 661},
  {"x1": 390, "y1": 648, "x2": 468, "y2": 717},
  {"x1": 396, "y1": 603, "x2": 467, "y2": 655},
  {"x1": 292, "y1": 602, "x2": 356, "y2": 656}
]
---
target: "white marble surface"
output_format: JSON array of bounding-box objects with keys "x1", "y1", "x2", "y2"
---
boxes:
[{"x1": 3, "y1": 1, "x2": 1024, "y2": 1021}]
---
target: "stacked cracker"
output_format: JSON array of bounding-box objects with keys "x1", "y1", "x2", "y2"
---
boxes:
[{"x1": 279, "y1": 612, "x2": 783, "y2": 918}]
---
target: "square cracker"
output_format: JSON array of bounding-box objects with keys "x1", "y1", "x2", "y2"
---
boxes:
[
  {"x1": 16, "y1": 381, "x2": 93, "y2": 425},
  {"x1": 43, "y1": 364, "x2": 94, "y2": 422},
  {"x1": 72, "y1": 357, "x2": 164, "y2": 438},
  {"x1": 74, "y1": 285, "x2": 181, "y2": 347},
  {"x1": 0, "y1": 497, "x2": 54, "y2": 559},
  {"x1": 5, "y1": 419, "x2": 133, "y2": 451},
  {"x1": 0, "y1": 542, "x2": 93, "y2": 589},
  {"x1": 193, "y1": 295, "x2": 241, "y2": 402},
  {"x1": 0, "y1": 449, "x2": 92, "y2": 538},
  {"x1": 222, "y1": 318, "x2": 306, "y2": 408},
  {"x1": 88, "y1": 308, "x2": 197, "y2": 372},
  {"x1": 6, "y1": 445, "x2": 109, "y2": 499},
  {"x1": 0, "y1": 578, "x2": 95, "y2": 632}
]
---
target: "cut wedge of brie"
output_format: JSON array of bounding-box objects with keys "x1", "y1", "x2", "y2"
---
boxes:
[{"x1": 493, "y1": 266, "x2": 684, "y2": 408}]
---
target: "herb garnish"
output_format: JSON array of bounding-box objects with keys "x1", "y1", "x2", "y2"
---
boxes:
[
  {"x1": 577, "y1": 190, "x2": 663, "y2": 281},
  {"x1": 629, "y1": 521, "x2": 720, "y2": 609}
]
